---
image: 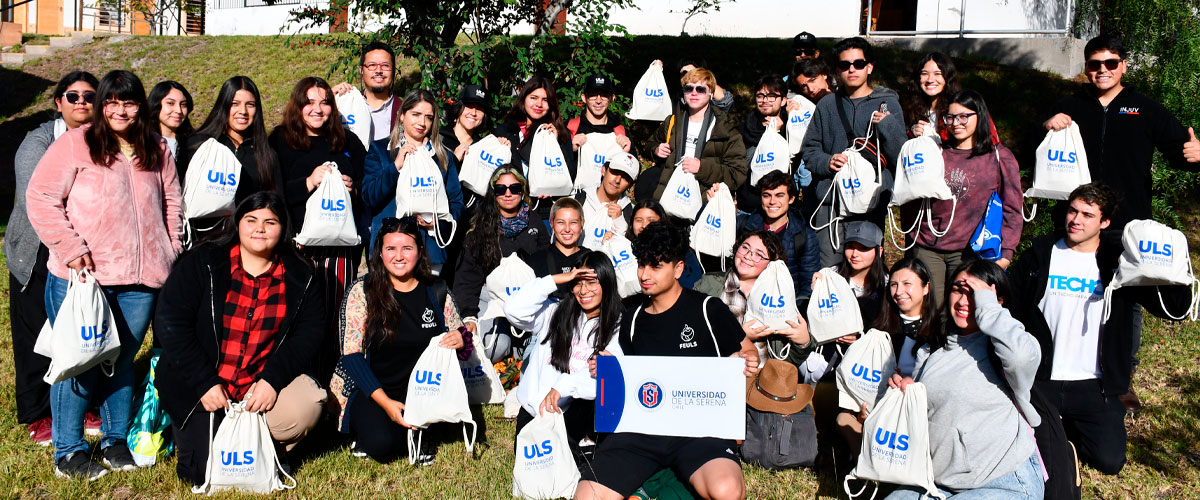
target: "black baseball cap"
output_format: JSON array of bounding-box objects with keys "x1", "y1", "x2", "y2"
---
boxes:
[
  {"x1": 583, "y1": 74, "x2": 615, "y2": 95},
  {"x1": 793, "y1": 32, "x2": 818, "y2": 52},
  {"x1": 460, "y1": 85, "x2": 487, "y2": 107}
]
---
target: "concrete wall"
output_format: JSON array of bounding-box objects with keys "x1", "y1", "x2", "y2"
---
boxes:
[
  {"x1": 204, "y1": 0, "x2": 327, "y2": 35},
  {"x1": 912, "y1": 0, "x2": 1073, "y2": 36},
  {"x1": 874, "y1": 36, "x2": 1087, "y2": 78}
]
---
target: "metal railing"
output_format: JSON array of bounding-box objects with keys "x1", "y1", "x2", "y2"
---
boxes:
[
  {"x1": 865, "y1": 0, "x2": 1075, "y2": 37},
  {"x1": 211, "y1": 0, "x2": 300, "y2": 10}
]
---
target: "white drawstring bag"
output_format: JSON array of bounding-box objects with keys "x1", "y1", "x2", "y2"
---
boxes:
[
  {"x1": 1103, "y1": 219, "x2": 1200, "y2": 322},
  {"x1": 784, "y1": 96, "x2": 816, "y2": 158},
  {"x1": 528, "y1": 128, "x2": 574, "y2": 198},
  {"x1": 1024, "y1": 123, "x2": 1090, "y2": 221},
  {"x1": 744, "y1": 261, "x2": 800, "y2": 359},
  {"x1": 836, "y1": 329, "x2": 896, "y2": 412},
  {"x1": 690, "y1": 182, "x2": 737, "y2": 268},
  {"x1": 810, "y1": 148, "x2": 883, "y2": 250},
  {"x1": 661, "y1": 164, "x2": 703, "y2": 220},
  {"x1": 575, "y1": 133, "x2": 622, "y2": 191},
  {"x1": 181, "y1": 138, "x2": 240, "y2": 232},
  {"x1": 602, "y1": 232, "x2": 641, "y2": 298},
  {"x1": 888, "y1": 136, "x2": 956, "y2": 251},
  {"x1": 845, "y1": 384, "x2": 944, "y2": 500},
  {"x1": 750, "y1": 118, "x2": 791, "y2": 186},
  {"x1": 191, "y1": 402, "x2": 296, "y2": 495},
  {"x1": 512, "y1": 411, "x2": 580, "y2": 500},
  {"x1": 581, "y1": 203, "x2": 615, "y2": 251},
  {"x1": 807, "y1": 267, "x2": 863, "y2": 344},
  {"x1": 395, "y1": 149, "x2": 457, "y2": 248},
  {"x1": 480, "y1": 254, "x2": 539, "y2": 323},
  {"x1": 35, "y1": 269, "x2": 121, "y2": 384},
  {"x1": 460, "y1": 135, "x2": 512, "y2": 197},
  {"x1": 335, "y1": 88, "x2": 372, "y2": 150},
  {"x1": 404, "y1": 334, "x2": 477, "y2": 464},
  {"x1": 625, "y1": 63, "x2": 672, "y2": 122},
  {"x1": 294, "y1": 163, "x2": 361, "y2": 247},
  {"x1": 461, "y1": 331, "x2": 506, "y2": 405}
]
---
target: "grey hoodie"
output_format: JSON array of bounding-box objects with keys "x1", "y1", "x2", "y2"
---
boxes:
[
  {"x1": 912, "y1": 290, "x2": 1041, "y2": 490},
  {"x1": 800, "y1": 87, "x2": 906, "y2": 205},
  {"x1": 5, "y1": 119, "x2": 58, "y2": 287}
]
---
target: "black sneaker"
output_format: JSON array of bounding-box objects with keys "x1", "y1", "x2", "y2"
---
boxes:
[
  {"x1": 55, "y1": 451, "x2": 108, "y2": 481},
  {"x1": 101, "y1": 441, "x2": 138, "y2": 472}
]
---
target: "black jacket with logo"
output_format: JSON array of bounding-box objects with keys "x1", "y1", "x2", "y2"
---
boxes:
[
  {"x1": 1049, "y1": 86, "x2": 1197, "y2": 226},
  {"x1": 1007, "y1": 233, "x2": 1191, "y2": 396}
]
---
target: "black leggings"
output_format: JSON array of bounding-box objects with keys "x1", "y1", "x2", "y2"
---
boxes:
[{"x1": 348, "y1": 393, "x2": 413, "y2": 461}]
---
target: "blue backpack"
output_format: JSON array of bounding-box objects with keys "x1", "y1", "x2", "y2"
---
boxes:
[{"x1": 970, "y1": 191, "x2": 1004, "y2": 261}]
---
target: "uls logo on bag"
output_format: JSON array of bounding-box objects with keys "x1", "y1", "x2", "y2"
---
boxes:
[
  {"x1": 479, "y1": 149, "x2": 505, "y2": 168},
  {"x1": 873, "y1": 428, "x2": 910, "y2": 452},
  {"x1": 705, "y1": 214, "x2": 721, "y2": 228},
  {"x1": 1046, "y1": 149, "x2": 1078, "y2": 164},
  {"x1": 850, "y1": 363, "x2": 882, "y2": 383},
  {"x1": 414, "y1": 370, "x2": 443, "y2": 396},
  {"x1": 639, "y1": 382, "x2": 663, "y2": 409},
  {"x1": 756, "y1": 152, "x2": 776, "y2": 163},
  {"x1": 902, "y1": 153, "x2": 925, "y2": 176},
  {"x1": 759, "y1": 294, "x2": 786, "y2": 308},
  {"x1": 505, "y1": 286, "x2": 521, "y2": 296},
  {"x1": 342, "y1": 114, "x2": 357, "y2": 126},
  {"x1": 1138, "y1": 240, "x2": 1173, "y2": 266},
  {"x1": 412, "y1": 176, "x2": 439, "y2": 188},
  {"x1": 645, "y1": 88, "x2": 664, "y2": 99},
  {"x1": 80, "y1": 322, "x2": 110, "y2": 353},
  {"x1": 816, "y1": 293, "x2": 840, "y2": 318},
  {"x1": 321, "y1": 199, "x2": 346, "y2": 211},
  {"x1": 462, "y1": 365, "x2": 486, "y2": 380},
  {"x1": 523, "y1": 440, "x2": 553, "y2": 459},
  {"x1": 593, "y1": 153, "x2": 607, "y2": 165},
  {"x1": 208, "y1": 170, "x2": 237, "y2": 186},
  {"x1": 676, "y1": 185, "x2": 692, "y2": 199},
  {"x1": 841, "y1": 178, "x2": 862, "y2": 190},
  {"x1": 220, "y1": 450, "x2": 255, "y2": 467},
  {"x1": 593, "y1": 227, "x2": 607, "y2": 239},
  {"x1": 611, "y1": 250, "x2": 632, "y2": 266},
  {"x1": 790, "y1": 111, "x2": 812, "y2": 124},
  {"x1": 543, "y1": 156, "x2": 564, "y2": 169}
]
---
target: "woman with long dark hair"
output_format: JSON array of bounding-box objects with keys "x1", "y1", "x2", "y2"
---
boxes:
[
  {"x1": 505, "y1": 250, "x2": 623, "y2": 447},
  {"x1": 331, "y1": 216, "x2": 467, "y2": 463},
  {"x1": 902, "y1": 53, "x2": 961, "y2": 139},
  {"x1": 362, "y1": 89, "x2": 463, "y2": 276},
  {"x1": 8, "y1": 70, "x2": 98, "y2": 446},
  {"x1": 872, "y1": 257, "x2": 939, "y2": 377},
  {"x1": 156, "y1": 191, "x2": 327, "y2": 485},
  {"x1": 27, "y1": 69, "x2": 184, "y2": 479},
  {"x1": 452, "y1": 166, "x2": 550, "y2": 348},
  {"x1": 494, "y1": 76, "x2": 577, "y2": 220},
  {"x1": 883, "y1": 259, "x2": 1043, "y2": 499},
  {"x1": 901, "y1": 90, "x2": 1023, "y2": 305},
  {"x1": 177, "y1": 76, "x2": 282, "y2": 241},
  {"x1": 147, "y1": 80, "x2": 194, "y2": 158}
]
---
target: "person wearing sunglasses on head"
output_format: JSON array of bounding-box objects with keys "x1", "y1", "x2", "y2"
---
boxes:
[
  {"x1": 1042, "y1": 34, "x2": 1200, "y2": 414},
  {"x1": 637, "y1": 67, "x2": 747, "y2": 206},
  {"x1": 332, "y1": 41, "x2": 402, "y2": 142},
  {"x1": 800, "y1": 37, "x2": 907, "y2": 268},
  {"x1": 27, "y1": 70, "x2": 185, "y2": 480},
  {"x1": 7, "y1": 70, "x2": 99, "y2": 448},
  {"x1": 452, "y1": 167, "x2": 551, "y2": 358}
]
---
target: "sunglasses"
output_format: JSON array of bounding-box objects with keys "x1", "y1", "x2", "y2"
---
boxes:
[
  {"x1": 683, "y1": 85, "x2": 709, "y2": 95},
  {"x1": 836, "y1": 59, "x2": 869, "y2": 71},
  {"x1": 63, "y1": 91, "x2": 96, "y2": 105},
  {"x1": 1085, "y1": 58, "x2": 1122, "y2": 72},
  {"x1": 493, "y1": 182, "x2": 524, "y2": 196},
  {"x1": 380, "y1": 216, "x2": 424, "y2": 239},
  {"x1": 795, "y1": 48, "x2": 817, "y2": 57}
]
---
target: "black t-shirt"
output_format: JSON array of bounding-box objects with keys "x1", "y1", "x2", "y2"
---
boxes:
[
  {"x1": 527, "y1": 245, "x2": 585, "y2": 278},
  {"x1": 370, "y1": 284, "x2": 442, "y2": 398},
  {"x1": 619, "y1": 288, "x2": 744, "y2": 357}
]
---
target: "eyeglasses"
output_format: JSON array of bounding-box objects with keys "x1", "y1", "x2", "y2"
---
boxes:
[
  {"x1": 795, "y1": 48, "x2": 817, "y2": 57},
  {"x1": 363, "y1": 62, "x2": 393, "y2": 71},
  {"x1": 737, "y1": 243, "x2": 770, "y2": 264},
  {"x1": 493, "y1": 183, "x2": 524, "y2": 196},
  {"x1": 1085, "y1": 58, "x2": 1121, "y2": 72},
  {"x1": 836, "y1": 59, "x2": 869, "y2": 71},
  {"x1": 63, "y1": 91, "x2": 96, "y2": 105},
  {"x1": 104, "y1": 100, "x2": 140, "y2": 114},
  {"x1": 683, "y1": 85, "x2": 709, "y2": 95},
  {"x1": 754, "y1": 93, "x2": 782, "y2": 101},
  {"x1": 573, "y1": 278, "x2": 601, "y2": 292},
  {"x1": 941, "y1": 112, "x2": 978, "y2": 125}
]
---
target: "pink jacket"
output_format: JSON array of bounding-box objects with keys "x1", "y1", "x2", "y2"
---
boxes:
[{"x1": 26, "y1": 126, "x2": 184, "y2": 287}]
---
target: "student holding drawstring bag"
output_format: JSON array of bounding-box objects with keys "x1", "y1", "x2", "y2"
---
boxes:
[
  {"x1": 494, "y1": 77, "x2": 577, "y2": 223},
  {"x1": 899, "y1": 90, "x2": 1023, "y2": 306},
  {"x1": 270, "y1": 77, "x2": 369, "y2": 386},
  {"x1": 882, "y1": 259, "x2": 1044, "y2": 500},
  {"x1": 331, "y1": 216, "x2": 470, "y2": 463}
]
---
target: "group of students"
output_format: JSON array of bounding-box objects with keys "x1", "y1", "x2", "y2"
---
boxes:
[{"x1": 5, "y1": 29, "x2": 1200, "y2": 500}]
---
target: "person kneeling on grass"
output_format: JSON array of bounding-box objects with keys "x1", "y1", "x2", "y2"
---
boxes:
[
  {"x1": 330, "y1": 216, "x2": 469, "y2": 463},
  {"x1": 156, "y1": 191, "x2": 328, "y2": 485},
  {"x1": 574, "y1": 221, "x2": 759, "y2": 500},
  {"x1": 506, "y1": 251, "x2": 624, "y2": 455}
]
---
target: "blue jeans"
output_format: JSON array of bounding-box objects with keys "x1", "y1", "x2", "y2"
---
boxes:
[
  {"x1": 885, "y1": 454, "x2": 1045, "y2": 500},
  {"x1": 45, "y1": 274, "x2": 157, "y2": 461}
]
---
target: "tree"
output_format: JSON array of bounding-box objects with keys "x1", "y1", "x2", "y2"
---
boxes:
[
  {"x1": 286, "y1": 0, "x2": 636, "y2": 117},
  {"x1": 673, "y1": 0, "x2": 735, "y2": 36},
  {"x1": 1075, "y1": 0, "x2": 1200, "y2": 227}
]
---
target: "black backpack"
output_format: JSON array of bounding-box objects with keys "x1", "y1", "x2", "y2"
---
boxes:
[{"x1": 740, "y1": 405, "x2": 818, "y2": 470}]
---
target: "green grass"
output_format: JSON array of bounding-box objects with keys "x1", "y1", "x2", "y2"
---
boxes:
[{"x1": 0, "y1": 34, "x2": 1198, "y2": 498}]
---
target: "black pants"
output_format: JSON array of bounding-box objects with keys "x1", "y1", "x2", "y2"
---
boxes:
[
  {"x1": 347, "y1": 392, "x2": 455, "y2": 462},
  {"x1": 173, "y1": 411, "x2": 229, "y2": 486},
  {"x1": 1037, "y1": 379, "x2": 1127, "y2": 475},
  {"x1": 9, "y1": 247, "x2": 51, "y2": 424}
]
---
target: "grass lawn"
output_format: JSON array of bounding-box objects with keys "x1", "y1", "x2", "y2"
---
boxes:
[{"x1": 0, "y1": 34, "x2": 1197, "y2": 498}]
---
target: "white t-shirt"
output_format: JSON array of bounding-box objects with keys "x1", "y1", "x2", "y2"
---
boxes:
[
  {"x1": 1040, "y1": 239, "x2": 1104, "y2": 381},
  {"x1": 683, "y1": 120, "x2": 702, "y2": 158},
  {"x1": 370, "y1": 96, "x2": 394, "y2": 142}
]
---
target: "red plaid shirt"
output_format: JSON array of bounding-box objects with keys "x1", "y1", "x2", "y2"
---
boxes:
[{"x1": 218, "y1": 245, "x2": 287, "y2": 400}]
